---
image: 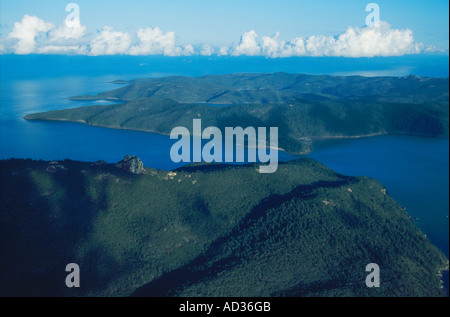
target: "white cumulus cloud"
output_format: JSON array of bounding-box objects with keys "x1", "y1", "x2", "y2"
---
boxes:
[
  {"x1": 49, "y1": 19, "x2": 86, "y2": 42},
  {"x1": 231, "y1": 22, "x2": 423, "y2": 58},
  {"x1": 37, "y1": 45, "x2": 88, "y2": 55},
  {"x1": 308, "y1": 21, "x2": 420, "y2": 57},
  {"x1": 232, "y1": 30, "x2": 261, "y2": 56},
  {"x1": 89, "y1": 26, "x2": 132, "y2": 56},
  {"x1": 2, "y1": 14, "x2": 431, "y2": 57},
  {"x1": 219, "y1": 46, "x2": 229, "y2": 56},
  {"x1": 183, "y1": 44, "x2": 195, "y2": 56},
  {"x1": 260, "y1": 32, "x2": 306, "y2": 57},
  {"x1": 200, "y1": 44, "x2": 214, "y2": 56},
  {"x1": 129, "y1": 27, "x2": 189, "y2": 56},
  {"x1": 39, "y1": 17, "x2": 88, "y2": 54},
  {"x1": 8, "y1": 15, "x2": 54, "y2": 54}
]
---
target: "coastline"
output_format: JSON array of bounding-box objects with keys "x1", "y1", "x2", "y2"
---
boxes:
[
  {"x1": 20, "y1": 115, "x2": 450, "y2": 295},
  {"x1": 23, "y1": 115, "x2": 448, "y2": 156},
  {"x1": 438, "y1": 260, "x2": 450, "y2": 292}
]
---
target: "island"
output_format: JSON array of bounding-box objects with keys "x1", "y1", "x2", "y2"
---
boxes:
[
  {"x1": 8, "y1": 72, "x2": 449, "y2": 297},
  {"x1": 24, "y1": 73, "x2": 449, "y2": 154},
  {"x1": 0, "y1": 157, "x2": 447, "y2": 296}
]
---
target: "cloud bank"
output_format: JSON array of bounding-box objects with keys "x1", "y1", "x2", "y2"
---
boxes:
[
  {"x1": 8, "y1": 15, "x2": 54, "y2": 54},
  {"x1": 231, "y1": 22, "x2": 422, "y2": 57},
  {"x1": 130, "y1": 27, "x2": 184, "y2": 56},
  {"x1": 90, "y1": 26, "x2": 132, "y2": 55},
  {"x1": 2, "y1": 15, "x2": 433, "y2": 57}
]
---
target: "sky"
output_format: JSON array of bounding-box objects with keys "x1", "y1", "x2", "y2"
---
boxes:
[{"x1": 0, "y1": 0, "x2": 448, "y2": 57}]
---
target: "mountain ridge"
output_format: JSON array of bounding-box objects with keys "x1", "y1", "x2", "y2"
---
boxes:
[{"x1": 0, "y1": 157, "x2": 447, "y2": 296}]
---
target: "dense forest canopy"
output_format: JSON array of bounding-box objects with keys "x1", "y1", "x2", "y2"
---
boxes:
[
  {"x1": 25, "y1": 73, "x2": 449, "y2": 154},
  {"x1": 0, "y1": 158, "x2": 447, "y2": 296}
]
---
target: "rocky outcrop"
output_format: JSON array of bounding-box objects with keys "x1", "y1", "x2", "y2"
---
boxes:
[
  {"x1": 46, "y1": 161, "x2": 67, "y2": 173},
  {"x1": 115, "y1": 156, "x2": 145, "y2": 174}
]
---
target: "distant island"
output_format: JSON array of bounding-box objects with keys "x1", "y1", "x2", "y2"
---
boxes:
[
  {"x1": 10, "y1": 72, "x2": 449, "y2": 297},
  {"x1": 0, "y1": 157, "x2": 447, "y2": 296},
  {"x1": 24, "y1": 73, "x2": 449, "y2": 154}
]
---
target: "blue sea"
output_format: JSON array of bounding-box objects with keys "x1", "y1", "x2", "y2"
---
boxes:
[{"x1": 0, "y1": 54, "x2": 448, "y2": 293}]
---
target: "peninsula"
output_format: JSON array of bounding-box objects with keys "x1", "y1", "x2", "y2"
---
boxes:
[{"x1": 24, "y1": 73, "x2": 449, "y2": 154}]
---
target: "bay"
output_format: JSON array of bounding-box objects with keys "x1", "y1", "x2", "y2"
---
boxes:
[{"x1": 0, "y1": 55, "x2": 448, "y2": 293}]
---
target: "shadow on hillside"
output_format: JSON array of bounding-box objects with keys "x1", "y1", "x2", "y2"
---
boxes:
[
  {"x1": 0, "y1": 159, "x2": 122, "y2": 296},
  {"x1": 131, "y1": 177, "x2": 356, "y2": 297}
]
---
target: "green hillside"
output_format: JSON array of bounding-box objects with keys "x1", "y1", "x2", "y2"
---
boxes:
[
  {"x1": 24, "y1": 73, "x2": 449, "y2": 154},
  {"x1": 25, "y1": 96, "x2": 449, "y2": 154},
  {"x1": 69, "y1": 72, "x2": 449, "y2": 105},
  {"x1": 0, "y1": 158, "x2": 447, "y2": 297}
]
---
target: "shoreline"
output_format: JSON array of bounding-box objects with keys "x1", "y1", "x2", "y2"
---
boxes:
[
  {"x1": 438, "y1": 260, "x2": 450, "y2": 290},
  {"x1": 23, "y1": 116, "x2": 448, "y2": 156}
]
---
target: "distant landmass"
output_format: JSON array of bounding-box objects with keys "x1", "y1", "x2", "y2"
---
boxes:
[
  {"x1": 69, "y1": 73, "x2": 449, "y2": 105},
  {"x1": 0, "y1": 157, "x2": 447, "y2": 296},
  {"x1": 24, "y1": 73, "x2": 449, "y2": 154},
  {"x1": 11, "y1": 72, "x2": 449, "y2": 297}
]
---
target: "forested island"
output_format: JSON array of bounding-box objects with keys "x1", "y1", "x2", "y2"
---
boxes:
[
  {"x1": 0, "y1": 157, "x2": 447, "y2": 296},
  {"x1": 24, "y1": 73, "x2": 449, "y2": 154},
  {"x1": 6, "y1": 73, "x2": 448, "y2": 297}
]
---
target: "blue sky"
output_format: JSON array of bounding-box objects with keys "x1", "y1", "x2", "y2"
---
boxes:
[{"x1": 0, "y1": 0, "x2": 448, "y2": 56}]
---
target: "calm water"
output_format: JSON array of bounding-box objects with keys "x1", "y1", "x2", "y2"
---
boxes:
[{"x1": 0, "y1": 55, "x2": 448, "y2": 293}]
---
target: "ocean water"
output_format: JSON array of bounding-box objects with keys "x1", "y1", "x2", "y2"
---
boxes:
[{"x1": 0, "y1": 54, "x2": 449, "y2": 293}]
